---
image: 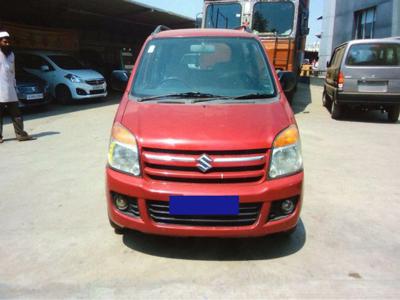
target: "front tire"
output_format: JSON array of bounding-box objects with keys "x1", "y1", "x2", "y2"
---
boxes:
[
  {"x1": 109, "y1": 218, "x2": 124, "y2": 235},
  {"x1": 387, "y1": 105, "x2": 400, "y2": 123},
  {"x1": 56, "y1": 85, "x2": 72, "y2": 105}
]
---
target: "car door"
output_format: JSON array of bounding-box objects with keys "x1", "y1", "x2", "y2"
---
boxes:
[{"x1": 325, "y1": 45, "x2": 346, "y2": 98}]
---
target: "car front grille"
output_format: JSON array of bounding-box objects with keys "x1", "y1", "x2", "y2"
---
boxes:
[
  {"x1": 127, "y1": 200, "x2": 140, "y2": 218},
  {"x1": 142, "y1": 148, "x2": 268, "y2": 184},
  {"x1": 147, "y1": 200, "x2": 262, "y2": 226},
  {"x1": 86, "y1": 79, "x2": 105, "y2": 85},
  {"x1": 90, "y1": 89, "x2": 106, "y2": 95}
]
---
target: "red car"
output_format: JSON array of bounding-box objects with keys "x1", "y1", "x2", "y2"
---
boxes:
[{"x1": 106, "y1": 27, "x2": 304, "y2": 237}]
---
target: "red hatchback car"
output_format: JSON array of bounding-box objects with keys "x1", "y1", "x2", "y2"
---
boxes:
[{"x1": 106, "y1": 27, "x2": 304, "y2": 237}]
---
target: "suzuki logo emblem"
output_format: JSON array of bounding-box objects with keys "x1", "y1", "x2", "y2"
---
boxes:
[{"x1": 197, "y1": 154, "x2": 213, "y2": 173}]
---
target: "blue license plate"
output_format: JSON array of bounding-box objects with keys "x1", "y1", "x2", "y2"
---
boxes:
[{"x1": 169, "y1": 196, "x2": 239, "y2": 216}]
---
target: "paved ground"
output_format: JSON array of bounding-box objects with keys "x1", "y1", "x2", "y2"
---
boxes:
[{"x1": 1, "y1": 81, "x2": 399, "y2": 299}]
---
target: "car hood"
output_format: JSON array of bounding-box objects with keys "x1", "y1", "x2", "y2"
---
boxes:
[
  {"x1": 66, "y1": 69, "x2": 104, "y2": 80},
  {"x1": 121, "y1": 99, "x2": 291, "y2": 150}
]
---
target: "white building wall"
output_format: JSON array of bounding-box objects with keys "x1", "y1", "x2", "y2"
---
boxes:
[
  {"x1": 393, "y1": 0, "x2": 400, "y2": 36},
  {"x1": 319, "y1": 0, "x2": 337, "y2": 71},
  {"x1": 319, "y1": 0, "x2": 396, "y2": 71}
]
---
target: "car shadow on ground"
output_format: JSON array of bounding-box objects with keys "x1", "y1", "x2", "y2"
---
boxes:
[
  {"x1": 122, "y1": 219, "x2": 306, "y2": 261},
  {"x1": 292, "y1": 77, "x2": 314, "y2": 115},
  {"x1": 323, "y1": 106, "x2": 399, "y2": 124},
  {"x1": 3, "y1": 91, "x2": 123, "y2": 124}
]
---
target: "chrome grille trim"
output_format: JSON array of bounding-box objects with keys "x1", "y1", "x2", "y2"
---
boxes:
[
  {"x1": 143, "y1": 153, "x2": 195, "y2": 163},
  {"x1": 214, "y1": 155, "x2": 265, "y2": 163},
  {"x1": 142, "y1": 148, "x2": 268, "y2": 184},
  {"x1": 143, "y1": 153, "x2": 265, "y2": 163}
]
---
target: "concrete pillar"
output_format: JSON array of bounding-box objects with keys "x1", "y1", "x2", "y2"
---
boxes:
[{"x1": 319, "y1": 0, "x2": 337, "y2": 71}]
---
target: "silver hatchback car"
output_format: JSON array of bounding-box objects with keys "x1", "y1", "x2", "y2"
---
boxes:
[{"x1": 323, "y1": 39, "x2": 400, "y2": 122}]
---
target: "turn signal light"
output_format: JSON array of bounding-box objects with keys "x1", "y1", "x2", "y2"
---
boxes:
[
  {"x1": 111, "y1": 123, "x2": 136, "y2": 144},
  {"x1": 273, "y1": 125, "x2": 300, "y2": 148}
]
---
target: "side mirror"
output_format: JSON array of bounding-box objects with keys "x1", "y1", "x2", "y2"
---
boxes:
[
  {"x1": 278, "y1": 71, "x2": 296, "y2": 93},
  {"x1": 40, "y1": 65, "x2": 50, "y2": 72},
  {"x1": 112, "y1": 70, "x2": 129, "y2": 81},
  {"x1": 111, "y1": 70, "x2": 129, "y2": 92},
  {"x1": 326, "y1": 61, "x2": 330, "y2": 68},
  {"x1": 302, "y1": 27, "x2": 310, "y2": 36},
  {"x1": 301, "y1": 11, "x2": 309, "y2": 36}
]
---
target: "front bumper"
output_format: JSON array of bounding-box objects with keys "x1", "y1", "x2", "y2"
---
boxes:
[
  {"x1": 72, "y1": 91, "x2": 108, "y2": 100},
  {"x1": 18, "y1": 93, "x2": 51, "y2": 107},
  {"x1": 106, "y1": 168, "x2": 303, "y2": 237},
  {"x1": 70, "y1": 82, "x2": 108, "y2": 100}
]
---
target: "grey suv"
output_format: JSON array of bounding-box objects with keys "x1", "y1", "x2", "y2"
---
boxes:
[{"x1": 323, "y1": 39, "x2": 400, "y2": 122}]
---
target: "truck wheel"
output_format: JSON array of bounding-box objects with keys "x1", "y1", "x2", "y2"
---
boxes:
[
  {"x1": 109, "y1": 218, "x2": 124, "y2": 235},
  {"x1": 331, "y1": 100, "x2": 343, "y2": 120},
  {"x1": 387, "y1": 106, "x2": 400, "y2": 123},
  {"x1": 56, "y1": 85, "x2": 72, "y2": 105}
]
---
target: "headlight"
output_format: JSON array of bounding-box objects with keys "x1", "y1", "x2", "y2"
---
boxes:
[
  {"x1": 65, "y1": 74, "x2": 83, "y2": 83},
  {"x1": 108, "y1": 123, "x2": 141, "y2": 176},
  {"x1": 269, "y1": 125, "x2": 303, "y2": 179}
]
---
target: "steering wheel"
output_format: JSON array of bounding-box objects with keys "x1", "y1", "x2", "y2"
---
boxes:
[{"x1": 159, "y1": 77, "x2": 189, "y2": 89}]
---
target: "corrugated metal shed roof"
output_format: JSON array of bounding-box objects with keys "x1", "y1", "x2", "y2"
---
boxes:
[{"x1": 0, "y1": 0, "x2": 195, "y2": 30}]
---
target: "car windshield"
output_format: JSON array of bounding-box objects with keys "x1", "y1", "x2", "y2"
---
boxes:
[
  {"x1": 346, "y1": 43, "x2": 400, "y2": 66},
  {"x1": 205, "y1": 3, "x2": 242, "y2": 29},
  {"x1": 131, "y1": 37, "x2": 276, "y2": 100},
  {"x1": 48, "y1": 55, "x2": 85, "y2": 70},
  {"x1": 252, "y1": 2, "x2": 295, "y2": 35}
]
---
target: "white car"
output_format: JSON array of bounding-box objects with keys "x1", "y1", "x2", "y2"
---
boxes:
[{"x1": 17, "y1": 51, "x2": 107, "y2": 104}]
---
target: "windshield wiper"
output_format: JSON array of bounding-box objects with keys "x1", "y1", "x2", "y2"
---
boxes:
[
  {"x1": 138, "y1": 92, "x2": 227, "y2": 102},
  {"x1": 233, "y1": 93, "x2": 275, "y2": 100}
]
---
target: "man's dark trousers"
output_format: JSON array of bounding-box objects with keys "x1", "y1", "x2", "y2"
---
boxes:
[{"x1": 0, "y1": 102, "x2": 28, "y2": 139}]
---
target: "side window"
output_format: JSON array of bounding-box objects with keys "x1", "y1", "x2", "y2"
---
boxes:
[
  {"x1": 335, "y1": 47, "x2": 346, "y2": 67},
  {"x1": 329, "y1": 49, "x2": 338, "y2": 68},
  {"x1": 15, "y1": 54, "x2": 28, "y2": 69},
  {"x1": 330, "y1": 46, "x2": 345, "y2": 68},
  {"x1": 18, "y1": 54, "x2": 34, "y2": 68},
  {"x1": 397, "y1": 47, "x2": 400, "y2": 63},
  {"x1": 31, "y1": 55, "x2": 53, "y2": 70}
]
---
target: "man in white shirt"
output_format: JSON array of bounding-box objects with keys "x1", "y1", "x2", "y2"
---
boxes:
[{"x1": 0, "y1": 31, "x2": 34, "y2": 143}]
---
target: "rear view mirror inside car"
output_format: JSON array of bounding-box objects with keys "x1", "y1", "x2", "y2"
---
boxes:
[{"x1": 190, "y1": 43, "x2": 215, "y2": 53}]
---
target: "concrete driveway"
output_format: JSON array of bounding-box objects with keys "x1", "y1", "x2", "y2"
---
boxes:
[{"x1": 1, "y1": 82, "x2": 399, "y2": 299}]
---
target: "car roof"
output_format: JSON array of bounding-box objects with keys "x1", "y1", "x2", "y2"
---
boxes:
[
  {"x1": 336, "y1": 38, "x2": 400, "y2": 49},
  {"x1": 151, "y1": 28, "x2": 258, "y2": 39}
]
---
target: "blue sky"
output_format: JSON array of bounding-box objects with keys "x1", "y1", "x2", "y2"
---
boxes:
[{"x1": 134, "y1": 0, "x2": 323, "y2": 44}]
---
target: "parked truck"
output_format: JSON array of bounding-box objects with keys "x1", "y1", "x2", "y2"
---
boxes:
[{"x1": 202, "y1": 0, "x2": 310, "y2": 102}]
